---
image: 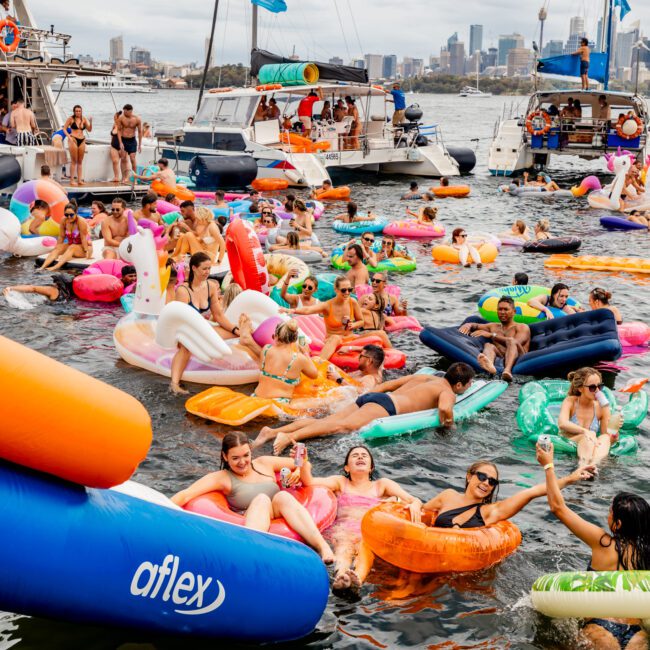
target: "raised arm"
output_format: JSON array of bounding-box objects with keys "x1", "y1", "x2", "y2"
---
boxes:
[{"x1": 279, "y1": 278, "x2": 299, "y2": 308}]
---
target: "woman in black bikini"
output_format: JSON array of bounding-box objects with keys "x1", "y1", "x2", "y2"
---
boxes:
[
  {"x1": 538, "y1": 442, "x2": 650, "y2": 650},
  {"x1": 169, "y1": 251, "x2": 240, "y2": 395},
  {"x1": 423, "y1": 459, "x2": 593, "y2": 529},
  {"x1": 64, "y1": 105, "x2": 92, "y2": 186},
  {"x1": 109, "y1": 110, "x2": 125, "y2": 183}
]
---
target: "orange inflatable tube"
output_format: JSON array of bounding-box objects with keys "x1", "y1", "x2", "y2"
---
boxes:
[
  {"x1": 545, "y1": 254, "x2": 650, "y2": 274},
  {"x1": 431, "y1": 186, "x2": 471, "y2": 198},
  {"x1": 361, "y1": 502, "x2": 521, "y2": 573},
  {"x1": 151, "y1": 179, "x2": 195, "y2": 202},
  {"x1": 250, "y1": 177, "x2": 290, "y2": 192},
  {"x1": 432, "y1": 242, "x2": 498, "y2": 264},
  {"x1": 0, "y1": 336, "x2": 152, "y2": 488},
  {"x1": 314, "y1": 186, "x2": 351, "y2": 201}
]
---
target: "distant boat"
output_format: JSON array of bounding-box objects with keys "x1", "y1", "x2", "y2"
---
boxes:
[
  {"x1": 52, "y1": 72, "x2": 154, "y2": 93},
  {"x1": 459, "y1": 58, "x2": 492, "y2": 97}
]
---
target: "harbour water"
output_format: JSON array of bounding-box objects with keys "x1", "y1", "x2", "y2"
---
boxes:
[{"x1": 1, "y1": 91, "x2": 649, "y2": 649}]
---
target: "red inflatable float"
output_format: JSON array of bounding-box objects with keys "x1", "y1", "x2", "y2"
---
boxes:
[
  {"x1": 82, "y1": 259, "x2": 128, "y2": 278},
  {"x1": 72, "y1": 274, "x2": 124, "y2": 302},
  {"x1": 226, "y1": 217, "x2": 270, "y2": 294}
]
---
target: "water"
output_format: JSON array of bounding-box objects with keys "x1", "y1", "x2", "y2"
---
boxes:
[{"x1": 2, "y1": 91, "x2": 650, "y2": 649}]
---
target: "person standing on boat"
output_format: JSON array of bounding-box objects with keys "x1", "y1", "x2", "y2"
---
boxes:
[
  {"x1": 116, "y1": 104, "x2": 143, "y2": 183},
  {"x1": 346, "y1": 97, "x2": 361, "y2": 149},
  {"x1": 297, "y1": 88, "x2": 323, "y2": 135},
  {"x1": 572, "y1": 38, "x2": 590, "y2": 91},
  {"x1": 388, "y1": 82, "x2": 406, "y2": 126},
  {"x1": 64, "y1": 105, "x2": 92, "y2": 186},
  {"x1": 10, "y1": 98, "x2": 36, "y2": 147}
]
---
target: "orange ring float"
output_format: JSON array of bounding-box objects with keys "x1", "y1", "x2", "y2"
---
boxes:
[
  {"x1": 225, "y1": 217, "x2": 270, "y2": 294},
  {"x1": 251, "y1": 177, "x2": 290, "y2": 191},
  {"x1": 432, "y1": 242, "x2": 499, "y2": 265},
  {"x1": 616, "y1": 114, "x2": 643, "y2": 140},
  {"x1": 150, "y1": 179, "x2": 195, "y2": 202},
  {"x1": 208, "y1": 87, "x2": 232, "y2": 93},
  {"x1": 525, "y1": 110, "x2": 551, "y2": 136},
  {"x1": 255, "y1": 83, "x2": 283, "y2": 91},
  {"x1": 0, "y1": 20, "x2": 20, "y2": 54},
  {"x1": 431, "y1": 185, "x2": 471, "y2": 198},
  {"x1": 314, "y1": 185, "x2": 351, "y2": 201},
  {"x1": 361, "y1": 502, "x2": 522, "y2": 573}
]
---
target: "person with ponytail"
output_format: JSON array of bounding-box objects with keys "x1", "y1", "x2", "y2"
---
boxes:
[
  {"x1": 537, "y1": 441, "x2": 650, "y2": 649},
  {"x1": 589, "y1": 288, "x2": 622, "y2": 325},
  {"x1": 169, "y1": 251, "x2": 240, "y2": 395},
  {"x1": 172, "y1": 432, "x2": 334, "y2": 564}
]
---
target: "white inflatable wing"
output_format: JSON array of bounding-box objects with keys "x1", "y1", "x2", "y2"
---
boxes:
[
  {"x1": 225, "y1": 289, "x2": 282, "y2": 329},
  {"x1": 156, "y1": 302, "x2": 232, "y2": 362}
]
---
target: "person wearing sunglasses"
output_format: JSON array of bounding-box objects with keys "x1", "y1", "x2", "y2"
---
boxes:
[
  {"x1": 345, "y1": 232, "x2": 378, "y2": 268},
  {"x1": 451, "y1": 227, "x2": 482, "y2": 267},
  {"x1": 281, "y1": 274, "x2": 319, "y2": 309},
  {"x1": 344, "y1": 244, "x2": 370, "y2": 287},
  {"x1": 423, "y1": 458, "x2": 593, "y2": 530},
  {"x1": 133, "y1": 192, "x2": 162, "y2": 226},
  {"x1": 370, "y1": 273, "x2": 407, "y2": 316},
  {"x1": 557, "y1": 367, "x2": 622, "y2": 467},
  {"x1": 376, "y1": 234, "x2": 413, "y2": 262},
  {"x1": 171, "y1": 205, "x2": 225, "y2": 266},
  {"x1": 101, "y1": 198, "x2": 130, "y2": 260},
  {"x1": 39, "y1": 203, "x2": 91, "y2": 271},
  {"x1": 254, "y1": 209, "x2": 279, "y2": 239}
]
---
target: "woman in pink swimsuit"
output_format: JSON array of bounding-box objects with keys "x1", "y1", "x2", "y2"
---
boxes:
[{"x1": 298, "y1": 444, "x2": 421, "y2": 595}]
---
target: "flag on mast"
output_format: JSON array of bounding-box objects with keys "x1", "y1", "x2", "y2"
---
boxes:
[
  {"x1": 252, "y1": 0, "x2": 287, "y2": 13},
  {"x1": 614, "y1": 0, "x2": 631, "y2": 20}
]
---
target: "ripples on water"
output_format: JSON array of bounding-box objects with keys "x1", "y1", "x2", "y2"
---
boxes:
[{"x1": 1, "y1": 92, "x2": 649, "y2": 648}]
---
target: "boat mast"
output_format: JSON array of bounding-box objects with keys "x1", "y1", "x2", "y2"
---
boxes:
[
  {"x1": 197, "y1": 0, "x2": 219, "y2": 113},
  {"x1": 604, "y1": 0, "x2": 613, "y2": 90},
  {"x1": 251, "y1": 4, "x2": 258, "y2": 84}
]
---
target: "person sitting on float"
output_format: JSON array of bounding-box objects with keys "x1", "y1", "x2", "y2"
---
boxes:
[
  {"x1": 254, "y1": 207, "x2": 279, "y2": 238},
  {"x1": 326, "y1": 344, "x2": 385, "y2": 392},
  {"x1": 345, "y1": 243, "x2": 370, "y2": 287},
  {"x1": 406, "y1": 205, "x2": 438, "y2": 224},
  {"x1": 537, "y1": 440, "x2": 650, "y2": 649},
  {"x1": 345, "y1": 232, "x2": 378, "y2": 268},
  {"x1": 450, "y1": 227, "x2": 482, "y2": 268},
  {"x1": 310, "y1": 179, "x2": 332, "y2": 199},
  {"x1": 557, "y1": 367, "x2": 623, "y2": 468},
  {"x1": 169, "y1": 251, "x2": 240, "y2": 395},
  {"x1": 527, "y1": 282, "x2": 580, "y2": 319},
  {"x1": 370, "y1": 272, "x2": 407, "y2": 316},
  {"x1": 171, "y1": 432, "x2": 334, "y2": 564},
  {"x1": 38, "y1": 203, "x2": 91, "y2": 272},
  {"x1": 298, "y1": 444, "x2": 422, "y2": 595},
  {"x1": 289, "y1": 199, "x2": 313, "y2": 242},
  {"x1": 375, "y1": 234, "x2": 413, "y2": 262},
  {"x1": 280, "y1": 273, "x2": 319, "y2": 309},
  {"x1": 171, "y1": 203, "x2": 225, "y2": 265},
  {"x1": 335, "y1": 201, "x2": 377, "y2": 223}
]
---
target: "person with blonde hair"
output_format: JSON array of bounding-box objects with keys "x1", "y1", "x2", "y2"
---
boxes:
[
  {"x1": 221, "y1": 282, "x2": 242, "y2": 310},
  {"x1": 172, "y1": 203, "x2": 225, "y2": 263},
  {"x1": 534, "y1": 218, "x2": 551, "y2": 241}
]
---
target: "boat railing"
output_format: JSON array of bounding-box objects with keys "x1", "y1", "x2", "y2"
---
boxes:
[{"x1": 0, "y1": 25, "x2": 74, "y2": 66}]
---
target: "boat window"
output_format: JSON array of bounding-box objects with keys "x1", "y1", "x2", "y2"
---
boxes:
[{"x1": 194, "y1": 96, "x2": 257, "y2": 128}]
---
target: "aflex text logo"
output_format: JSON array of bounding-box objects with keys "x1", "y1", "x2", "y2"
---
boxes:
[{"x1": 130, "y1": 554, "x2": 226, "y2": 615}]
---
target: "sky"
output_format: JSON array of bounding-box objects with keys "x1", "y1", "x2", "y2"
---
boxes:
[{"x1": 28, "y1": 0, "x2": 650, "y2": 65}]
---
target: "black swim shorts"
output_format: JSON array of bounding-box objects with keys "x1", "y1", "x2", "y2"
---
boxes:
[
  {"x1": 122, "y1": 136, "x2": 137, "y2": 154},
  {"x1": 355, "y1": 392, "x2": 397, "y2": 417}
]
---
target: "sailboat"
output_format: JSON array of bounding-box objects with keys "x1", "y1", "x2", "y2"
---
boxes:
[{"x1": 459, "y1": 57, "x2": 492, "y2": 97}]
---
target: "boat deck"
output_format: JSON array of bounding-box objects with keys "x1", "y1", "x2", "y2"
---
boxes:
[{"x1": 61, "y1": 180, "x2": 152, "y2": 201}]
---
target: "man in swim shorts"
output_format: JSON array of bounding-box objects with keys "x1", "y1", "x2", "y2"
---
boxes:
[
  {"x1": 572, "y1": 37, "x2": 590, "y2": 91},
  {"x1": 458, "y1": 296, "x2": 530, "y2": 382},
  {"x1": 255, "y1": 362, "x2": 475, "y2": 454},
  {"x1": 10, "y1": 98, "x2": 37, "y2": 147},
  {"x1": 116, "y1": 103, "x2": 142, "y2": 182},
  {"x1": 101, "y1": 198, "x2": 130, "y2": 259}
]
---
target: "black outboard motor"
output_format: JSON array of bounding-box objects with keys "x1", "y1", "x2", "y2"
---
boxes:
[
  {"x1": 446, "y1": 146, "x2": 477, "y2": 174},
  {"x1": 0, "y1": 155, "x2": 22, "y2": 190},
  {"x1": 189, "y1": 155, "x2": 258, "y2": 190}
]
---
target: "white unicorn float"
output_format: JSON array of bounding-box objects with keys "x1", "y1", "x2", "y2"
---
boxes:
[
  {"x1": 587, "y1": 150, "x2": 633, "y2": 211},
  {"x1": 0, "y1": 207, "x2": 56, "y2": 257},
  {"x1": 113, "y1": 223, "x2": 286, "y2": 386}
]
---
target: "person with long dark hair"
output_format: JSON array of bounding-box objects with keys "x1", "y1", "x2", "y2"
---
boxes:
[
  {"x1": 63, "y1": 104, "x2": 92, "y2": 185},
  {"x1": 171, "y1": 432, "x2": 334, "y2": 563},
  {"x1": 537, "y1": 441, "x2": 650, "y2": 648},
  {"x1": 527, "y1": 282, "x2": 581, "y2": 319}
]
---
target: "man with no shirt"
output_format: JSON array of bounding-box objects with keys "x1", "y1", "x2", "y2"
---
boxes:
[
  {"x1": 459, "y1": 296, "x2": 530, "y2": 382},
  {"x1": 101, "y1": 198, "x2": 130, "y2": 259},
  {"x1": 255, "y1": 362, "x2": 475, "y2": 454},
  {"x1": 10, "y1": 99, "x2": 36, "y2": 147},
  {"x1": 116, "y1": 103, "x2": 142, "y2": 182},
  {"x1": 134, "y1": 157, "x2": 176, "y2": 187}
]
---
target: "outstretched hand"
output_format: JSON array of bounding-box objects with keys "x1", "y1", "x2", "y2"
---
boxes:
[{"x1": 535, "y1": 441, "x2": 554, "y2": 466}]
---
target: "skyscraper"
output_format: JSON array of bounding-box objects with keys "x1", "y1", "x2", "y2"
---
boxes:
[
  {"x1": 569, "y1": 16, "x2": 585, "y2": 37},
  {"x1": 447, "y1": 32, "x2": 458, "y2": 50},
  {"x1": 615, "y1": 21, "x2": 640, "y2": 69},
  {"x1": 382, "y1": 54, "x2": 397, "y2": 79},
  {"x1": 469, "y1": 25, "x2": 483, "y2": 55},
  {"x1": 364, "y1": 54, "x2": 383, "y2": 79},
  {"x1": 542, "y1": 40, "x2": 564, "y2": 58},
  {"x1": 507, "y1": 48, "x2": 531, "y2": 77},
  {"x1": 204, "y1": 37, "x2": 214, "y2": 69},
  {"x1": 498, "y1": 34, "x2": 524, "y2": 66},
  {"x1": 109, "y1": 35, "x2": 123, "y2": 62},
  {"x1": 449, "y1": 42, "x2": 466, "y2": 76},
  {"x1": 130, "y1": 46, "x2": 151, "y2": 67}
]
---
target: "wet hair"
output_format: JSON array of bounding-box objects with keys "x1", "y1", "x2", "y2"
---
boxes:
[
  {"x1": 536, "y1": 218, "x2": 550, "y2": 232},
  {"x1": 217, "y1": 216, "x2": 228, "y2": 231},
  {"x1": 92, "y1": 200, "x2": 106, "y2": 213},
  {"x1": 220, "y1": 432, "x2": 251, "y2": 470},
  {"x1": 567, "y1": 367, "x2": 602, "y2": 396},
  {"x1": 112, "y1": 197, "x2": 126, "y2": 208},
  {"x1": 188, "y1": 251, "x2": 211, "y2": 285},
  {"x1": 465, "y1": 460, "x2": 500, "y2": 503},
  {"x1": 274, "y1": 319, "x2": 299, "y2": 344},
  {"x1": 334, "y1": 275, "x2": 352, "y2": 290},
  {"x1": 123, "y1": 103, "x2": 133, "y2": 111},
  {"x1": 440, "y1": 177, "x2": 450, "y2": 187},
  {"x1": 121, "y1": 265, "x2": 136, "y2": 279},
  {"x1": 31, "y1": 199, "x2": 49, "y2": 212},
  {"x1": 222, "y1": 283, "x2": 242, "y2": 309},
  {"x1": 342, "y1": 445, "x2": 377, "y2": 480},
  {"x1": 157, "y1": 157, "x2": 169, "y2": 168},
  {"x1": 590, "y1": 287, "x2": 612, "y2": 304},
  {"x1": 249, "y1": 201, "x2": 260, "y2": 214},
  {"x1": 346, "y1": 243, "x2": 365, "y2": 261},
  {"x1": 444, "y1": 362, "x2": 475, "y2": 387},
  {"x1": 286, "y1": 231, "x2": 300, "y2": 248},
  {"x1": 498, "y1": 296, "x2": 515, "y2": 308},
  {"x1": 40, "y1": 164, "x2": 51, "y2": 176},
  {"x1": 302, "y1": 275, "x2": 319, "y2": 290},
  {"x1": 361, "y1": 343, "x2": 385, "y2": 368},
  {"x1": 346, "y1": 201, "x2": 358, "y2": 219},
  {"x1": 451, "y1": 227, "x2": 466, "y2": 243},
  {"x1": 514, "y1": 220, "x2": 526, "y2": 234},
  {"x1": 514, "y1": 272, "x2": 529, "y2": 286},
  {"x1": 142, "y1": 192, "x2": 157, "y2": 208},
  {"x1": 410, "y1": 181, "x2": 418, "y2": 190},
  {"x1": 180, "y1": 200, "x2": 194, "y2": 210},
  {"x1": 608, "y1": 492, "x2": 650, "y2": 570},
  {"x1": 293, "y1": 198, "x2": 306, "y2": 212},
  {"x1": 549, "y1": 282, "x2": 569, "y2": 307},
  {"x1": 422, "y1": 206, "x2": 437, "y2": 222}
]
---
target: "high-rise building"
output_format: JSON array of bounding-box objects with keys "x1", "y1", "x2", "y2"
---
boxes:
[
  {"x1": 329, "y1": 56, "x2": 343, "y2": 65},
  {"x1": 352, "y1": 58, "x2": 365, "y2": 69},
  {"x1": 439, "y1": 48, "x2": 451, "y2": 72},
  {"x1": 485, "y1": 47, "x2": 497, "y2": 68},
  {"x1": 469, "y1": 25, "x2": 483, "y2": 55},
  {"x1": 542, "y1": 40, "x2": 564, "y2": 58},
  {"x1": 109, "y1": 35, "x2": 123, "y2": 62},
  {"x1": 639, "y1": 37, "x2": 650, "y2": 67},
  {"x1": 569, "y1": 16, "x2": 585, "y2": 37},
  {"x1": 615, "y1": 21, "x2": 640, "y2": 70},
  {"x1": 382, "y1": 54, "x2": 397, "y2": 79},
  {"x1": 506, "y1": 48, "x2": 531, "y2": 77},
  {"x1": 364, "y1": 54, "x2": 383, "y2": 79},
  {"x1": 449, "y1": 42, "x2": 465, "y2": 76},
  {"x1": 447, "y1": 32, "x2": 458, "y2": 50},
  {"x1": 467, "y1": 50, "x2": 482, "y2": 75},
  {"x1": 204, "y1": 37, "x2": 214, "y2": 69},
  {"x1": 498, "y1": 34, "x2": 524, "y2": 65},
  {"x1": 411, "y1": 58, "x2": 424, "y2": 76},
  {"x1": 129, "y1": 46, "x2": 151, "y2": 67}
]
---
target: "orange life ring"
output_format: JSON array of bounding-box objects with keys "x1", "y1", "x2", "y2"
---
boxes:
[
  {"x1": 150, "y1": 179, "x2": 195, "y2": 202},
  {"x1": 525, "y1": 110, "x2": 551, "y2": 136},
  {"x1": 208, "y1": 87, "x2": 233, "y2": 94},
  {"x1": 225, "y1": 217, "x2": 270, "y2": 294},
  {"x1": 616, "y1": 114, "x2": 643, "y2": 140},
  {"x1": 0, "y1": 20, "x2": 20, "y2": 54},
  {"x1": 251, "y1": 177, "x2": 289, "y2": 192},
  {"x1": 255, "y1": 83, "x2": 282, "y2": 92},
  {"x1": 361, "y1": 502, "x2": 522, "y2": 573}
]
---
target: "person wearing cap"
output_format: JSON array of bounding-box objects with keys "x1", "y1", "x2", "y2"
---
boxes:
[{"x1": 388, "y1": 82, "x2": 406, "y2": 126}]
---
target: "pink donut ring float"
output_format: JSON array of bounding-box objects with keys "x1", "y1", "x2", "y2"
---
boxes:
[{"x1": 383, "y1": 220, "x2": 445, "y2": 239}]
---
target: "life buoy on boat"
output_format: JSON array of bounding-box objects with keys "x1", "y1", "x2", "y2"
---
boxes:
[
  {"x1": 0, "y1": 20, "x2": 20, "y2": 54},
  {"x1": 208, "y1": 87, "x2": 233, "y2": 94},
  {"x1": 525, "y1": 111, "x2": 551, "y2": 136},
  {"x1": 616, "y1": 114, "x2": 643, "y2": 140},
  {"x1": 255, "y1": 84, "x2": 283, "y2": 92}
]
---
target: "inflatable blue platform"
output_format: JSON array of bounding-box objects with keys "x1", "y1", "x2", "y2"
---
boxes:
[
  {"x1": 0, "y1": 460, "x2": 329, "y2": 643},
  {"x1": 419, "y1": 309, "x2": 621, "y2": 376}
]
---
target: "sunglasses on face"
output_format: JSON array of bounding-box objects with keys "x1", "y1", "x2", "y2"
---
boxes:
[
  {"x1": 363, "y1": 237, "x2": 374, "y2": 243},
  {"x1": 339, "y1": 287, "x2": 353, "y2": 294},
  {"x1": 262, "y1": 211, "x2": 272, "y2": 215},
  {"x1": 459, "y1": 234, "x2": 467, "y2": 238},
  {"x1": 111, "y1": 208, "x2": 122, "y2": 213},
  {"x1": 64, "y1": 212, "x2": 76, "y2": 217},
  {"x1": 303, "y1": 285, "x2": 315, "y2": 291},
  {"x1": 371, "y1": 278, "x2": 384, "y2": 284},
  {"x1": 585, "y1": 383, "x2": 604, "y2": 392},
  {"x1": 472, "y1": 470, "x2": 499, "y2": 487}
]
